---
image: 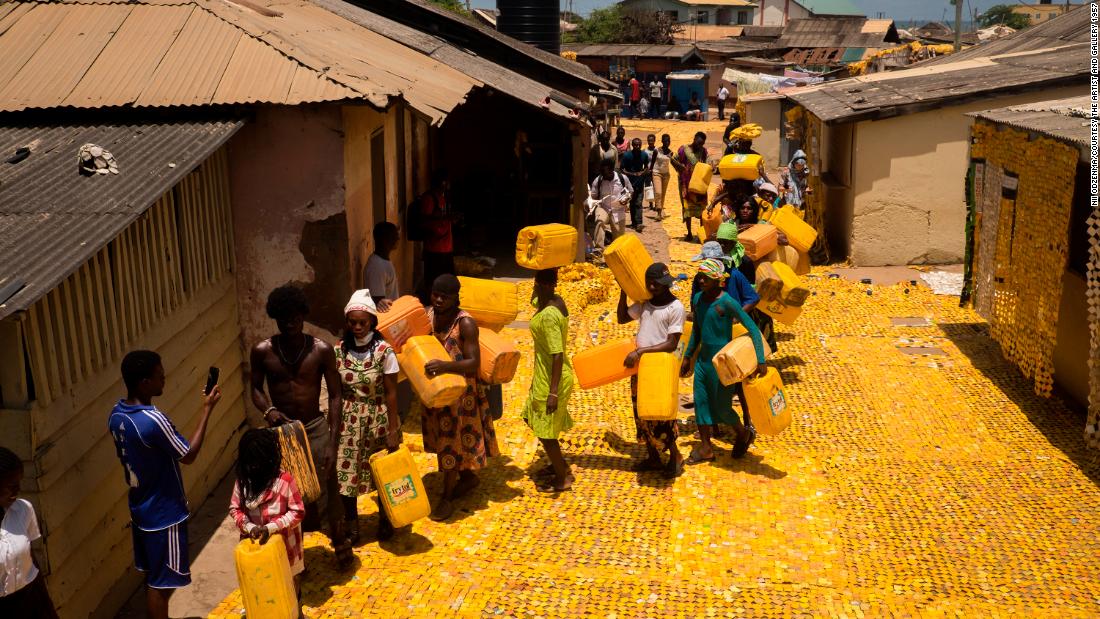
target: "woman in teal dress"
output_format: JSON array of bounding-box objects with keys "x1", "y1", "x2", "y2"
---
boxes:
[
  {"x1": 680, "y1": 259, "x2": 768, "y2": 463},
  {"x1": 522, "y1": 268, "x2": 576, "y2": 493}
]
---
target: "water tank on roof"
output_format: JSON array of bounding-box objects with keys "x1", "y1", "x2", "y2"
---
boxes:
[{"x1": 497, "y1": 0, "x2": 560, "y2": 55}]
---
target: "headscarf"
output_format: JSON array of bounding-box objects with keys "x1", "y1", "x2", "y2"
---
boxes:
[
  {"x1": 716, "y1": 222, "x2": 746, "y2": 268},
  {"x1": 344, "y1": 289, "x2": 377, "y2": 315},
  {"x1": 785, "y1": 149, "x2": 809, "y2": 208},
  {"x1": 698, "y1": 259, "x2": 726, "y2": 281}
]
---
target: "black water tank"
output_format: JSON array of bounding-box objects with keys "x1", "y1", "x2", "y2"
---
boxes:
[{"x1": 497, "y1": 0, "x2": 560, "y2": 55}]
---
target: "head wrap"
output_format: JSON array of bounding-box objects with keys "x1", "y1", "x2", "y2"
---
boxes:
[
  {"x1": 757, "y1": 182, "x2": 778, "y2": 195},
  {"x1": 715, "y1": 222, "x2": 746, "y2": 268},
  {"x1": 344, "y1": 289, "x2": 377, "y2": 315},
  {"x1": 698, "y1": 259, "x2": 726, "y2": 281},
  {"x1": 730, "y1": 123, "x2": 762, "y2": 141}
]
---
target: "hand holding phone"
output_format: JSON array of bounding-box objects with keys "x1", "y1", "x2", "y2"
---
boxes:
[{"x1": 204, "y1": 367, "x2": 220, "y2": 395}]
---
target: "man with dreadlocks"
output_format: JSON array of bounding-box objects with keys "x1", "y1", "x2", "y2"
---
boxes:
[
  {"x1": 0, "y1": 446, "x2": 58, "y2": 617},
  {"x1": 108, "y1": 350, "x2": 222, "y2": 619},
  {"x1": 229, "y1": 429, "x2": 306, "y2": 585},
  {"x1": 250, "y1": 286, "x2": 351, "y2": 565}
]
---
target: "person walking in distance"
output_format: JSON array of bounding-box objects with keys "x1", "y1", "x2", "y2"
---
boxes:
[
  {"x1": 716, "y1": 83, "x2": 730, "y2": 121},
  {"x1": 620, "y1": 138, "x2": 650, "y2": 233},
  {"x1": 648, "y1": 78, "x2": 664, "y2": 119},
  {"x1": 108, "y1": 351, "x2": 222, "y2": 619},
  {"x1": 589, "y1": 159, "x2": 633, "y2": 249},
  {"x1": 650, "y1": 134, "x2": 674, "y2": 220},
  {"x1": 250, "y1": 285, "x2": 352, "y2": 566},
  {"x1": 418, "y1": 170, "x2": 455, "y2": 304}
]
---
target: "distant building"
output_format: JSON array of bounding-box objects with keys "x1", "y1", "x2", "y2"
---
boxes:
[
  {"x1": 618, "y1": 0, "x2": 756, "y2": 27},
  {"x1": 1011, "y1": 2, "x2": 1083, "y2": 26},
  {"x1": 771, "y1": 17, "x2": 901, "y2": 69},
  {"x1": 757, "y1": 0, "x2": 863, "y2": 26}
]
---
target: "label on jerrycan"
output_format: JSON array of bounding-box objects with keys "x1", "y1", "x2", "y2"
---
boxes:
[
  {"x1": 385, "y1": 474, "x2": 419, "y2": 506},
  {"x1": 768, "y1": 388, "x2": 787, "y2": 417}
]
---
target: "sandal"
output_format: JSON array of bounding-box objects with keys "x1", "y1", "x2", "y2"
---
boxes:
[
  {"x1": 732, "y1": 427, "x2": 756, "y2": 459},
  {"x1": 685, "y1": 450, "x2": 715, "y2": 465},
  {"x1": 535, "y1": 479, "x2": 573, "y2": 494}
]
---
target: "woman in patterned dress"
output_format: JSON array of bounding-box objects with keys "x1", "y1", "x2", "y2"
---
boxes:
[
  {"x1": 672, "y1": 131, "x2": 710, "y2": 242},
  {"x1": 421, "y1": 275, "x2": 499, "y2": 521},
  {"x1": 335, "y1": 290, "x2": 401, "y2": 542}
]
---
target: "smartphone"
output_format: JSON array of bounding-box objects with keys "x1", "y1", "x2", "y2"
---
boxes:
[{"x1": 204, "y1": 366, "x2": 220, "y2": 395}]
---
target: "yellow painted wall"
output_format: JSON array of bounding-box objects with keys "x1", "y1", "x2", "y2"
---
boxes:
[
  {"x1": 33, "y1": 277, "x2": 247, "y2": 618},
  {"x1": 847, "y1": 85, "x2": 1086, "y2": 266}
]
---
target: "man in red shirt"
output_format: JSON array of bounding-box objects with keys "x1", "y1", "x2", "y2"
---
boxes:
[
  {"x1": 419, "y1": 169, "x2": 454, "y2": 301},
  {"x1": 629, "y1": 74, "x2": 641, "y2": 113}
]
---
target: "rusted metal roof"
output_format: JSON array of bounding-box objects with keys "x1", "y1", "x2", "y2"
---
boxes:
[
  {"x1": 0, "y1": 0, "x2": 483, "y2": 124},
  {"x1": 786, "y1": 9, "x2": 1090, "y2": 124},
  {"x1": 563, "y1": 44, "x2": 705, "y2": 62},
  {"x1": 969, "y1": 95, "x2": 1090, "y2": 154},
  {"x1": 0, "y1": 117, "x2": 242, "y2": 320},
  {"x1": 773, "y1": 17, "x2": 900, "y2": 49}
]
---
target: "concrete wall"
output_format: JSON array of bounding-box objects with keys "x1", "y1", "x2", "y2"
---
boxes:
[
  {"x1": 759, "y1": 0, "x2": 810, "y2": 25},
  {"x1": 743, "y1": 96, "x2": 782, "y2": 165},
  {"x1": 846, "y1": 84, "x2": 1086, "y2": 266},
  {"x1": 1054, "y1": 271, "x2": 1090, "y2": 406},
  {"x1": 228, "y1": 105, "x2": 349, "y2": 355}
]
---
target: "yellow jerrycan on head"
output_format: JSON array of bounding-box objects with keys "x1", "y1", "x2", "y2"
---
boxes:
[
  {"x1": 604, "y1": 233, "x2": 654, "y2": 302},
  {"x1": 457, "y1": 276, "x2": 518, "y2": 331},
  {"x1": 743, "y1": 366, "x2": 792, "y2": 436},
  {"x1": 637, "y1": 352, "x2": 679, "y2": 421},
  {"x1": 688, "y1": 161, "x2": 713, "y2": 195},
  {"x1": 718, "y1": 153, "x2": 763, "y2": 181},
  {"x1": 369, "y1": 445, "x2": 432, "y2": 528},
  {"x1": 515, "y1": 223, "x2": 577, "y2": 270},
  {"x1": 572, "y1": 337, "x2": 638, "y2": 389},
  {"x1": 235, "y1": 534, "x2": 298, "y2": 619},
  {"x1": 397, "y1": 335, "x2": 467, "y2": 408}
]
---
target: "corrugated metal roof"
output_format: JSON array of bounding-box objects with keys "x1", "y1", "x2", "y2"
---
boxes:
[
  {"x1": 563, "y1": 44, "x2": 704, "y2": 61},
  {"x1": 773, "y1": 17, "x2": 899, "y2": 49},
  {"x1": 969, "y1": 95, "x2": 1090, "y2": 151},
  {"x1": 922, "y1": 5, "x2": 1088, "y2": 66},
  {"x1": 0, "y1": 0, "x2": 483, "y2": 124},
  {"x1": 0, "y1": 118, "x2": 242, "y2": 320}
]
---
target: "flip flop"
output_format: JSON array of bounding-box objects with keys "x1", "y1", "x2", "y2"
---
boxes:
[
  {"x1": 536, "y1": 480, "x2": 573, "y2": 494},
  {"x1": 685, "y1": 451, "x2": 715, "y2": 465}
]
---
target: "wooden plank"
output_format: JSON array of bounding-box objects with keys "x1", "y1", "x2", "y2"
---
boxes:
[
  {"x1": 213, "y1": 149, "x2": 236, "y2": 272},
  {"x1": 0, "y1": 319, "x2": 30, "y2": 408},
  {"x1": 138, "y1": 214, "x2": 163, "y2": 325},
  {"x1": 95, "y1": 249, "x2": 122, "y2": 361},
  {"x1": 158, "y1": 194, "x2": 184, "y2": 308},
  {"x1": 43, "y1": 291, "x2": 72, "y2": 390},
  {"x1": 148, "y1": 206, "x2": 168, "y2": 319},
  {"x1": 61, "y1": 277, "x2": 91, "y2": 382},
  {"x1": 24, "y1": 305, "x2": 52, "y2": 407},
  {"x1": 74, "y1": 264, "x2": 102, "y2": 372},
  {"x1": 131, "y1": 223, "x2": 154, "y2": 333}
]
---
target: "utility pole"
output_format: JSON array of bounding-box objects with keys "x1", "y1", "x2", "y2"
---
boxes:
[{"x1": 954, "y1": 0, "x2": 963, "y2": 51}]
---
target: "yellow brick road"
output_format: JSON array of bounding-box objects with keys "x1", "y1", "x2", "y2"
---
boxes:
[{"x1": 211, "y1": 121, "x2": 1100, "y2": 618}]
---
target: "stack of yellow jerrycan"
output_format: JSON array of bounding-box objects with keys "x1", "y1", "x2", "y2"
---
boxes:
[
  {"x1": 688, "y1": 161, "x2": 713, "y2": 195},
  {"x1": 515, "y1": 223, "x2": 577, "y2": 269},
  {"x1": 369, "y1": 445, "x2": 431, "y2": 527},
  {"x1": 477, "y1": 327, "x2": 521, "y2": 385},
  {"x1": 397, "y1": 335, "x2": 467, "y2": 408},
  {"x1": 572, "y1": 338, "x2": 638, "y2": 389},
  {"x1": 375, "y1": 295, "x2": 431, "y2": 352},
  {"x1": 235, "y1": 534, "x2": 298, "y2": 619},
  {"x1": 742, "y1": 366, "x2": 792, "y2": 435},
  {"x1": 457, "y1": 276, "x2": 518, "y2": 332},
  {"x1": 603, "y1": 233, "x2": 653, "y2": 301},
  {"x1": 718, "y1": 153, "x2": 763, "y2": 181},
  {"x1": 637, "y1": 352, "x2": 679, "y2": 420},
  {"x1": 767, "y1": 205, "x2": 818, "y2": 254},
  {"x1": 712, "y1": 335, "x2": 770, "y2": 385}
]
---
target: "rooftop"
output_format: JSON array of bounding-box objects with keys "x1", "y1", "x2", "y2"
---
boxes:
[
  {"x1": 969, "y1": 95, "x2": 1091, "y2": 154},
  {"x1": 0, "y1": 117, "x2": 241, "y2": 319},
  {"x1": 786, "y1": 8, "x2": 1089, "y2": 123},
  {"x1": 563, "y1": 44, "x2": 706, "y2": 62},
  {"x1": 772, "y1": 17, "x2": 900, "y2": 50}
]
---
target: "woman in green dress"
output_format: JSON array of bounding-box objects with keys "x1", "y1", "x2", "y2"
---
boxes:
[
  {"x1": 680, "y1": 259, "x2": 768, "y2": 463},
  {"x1": 522, "y1": 268, "x2": 576, "y2": 493}
]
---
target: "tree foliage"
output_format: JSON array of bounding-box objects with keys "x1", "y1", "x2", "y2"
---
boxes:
[
  {"x1": 427, "y1": 0, "x2": 467, "y2": 16},
  {"x1": 977, "y1": 4, "x2": 1030, "y2": 30},
  {"x1": 571, "y1": 6, "x2": 681, "y2": 44}
]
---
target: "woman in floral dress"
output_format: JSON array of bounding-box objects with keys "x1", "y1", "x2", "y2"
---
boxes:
[
  {"x1": 421, "y1": 275, "x2": 499, "y2": 521},
  {"x1": 335, "y1": 290, "x2": 401, "y2": 542}
]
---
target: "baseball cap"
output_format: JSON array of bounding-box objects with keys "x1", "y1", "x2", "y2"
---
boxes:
[{"x1": 644, "y1": 262, "x2": 674, "y2": 287}]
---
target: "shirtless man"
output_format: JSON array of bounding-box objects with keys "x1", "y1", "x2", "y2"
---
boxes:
[{"x1": 250, "y1": 285, "x2": 350, "y2": 563}]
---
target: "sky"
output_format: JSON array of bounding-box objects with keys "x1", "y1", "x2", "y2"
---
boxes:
[{"x1": 468, "y1": 0, "x2": 1012, "y2": 23}]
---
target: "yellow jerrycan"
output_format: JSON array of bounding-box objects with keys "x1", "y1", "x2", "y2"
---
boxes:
[
  {"x1": 235, "y1": 534, "x2": 298, "y2": 619},
  {"x1": 604, "y1": 233, "x2": 653, "y2": 302},
  {"x1": 676, "y1": 321, "x2": 694, "y2": 363},
  {"x1": 376, "y1": 296, "x2": 431, "y2": 353},
  {"x1": 768, "y1": 206, "x2": 818, "y2": 254},
  {"x1": 688, "y1": 161, "x2": 713, "y2": 195},
  {"x1": 637, "y1": 352, "x2": 679, "y2": 421},
  {"x1": 572, "y1": 337, "x2": 638, "y2": 389},
  {"x1": 743, "y1": 366, "x2": 792, "y2": 436},
  {"x1": 717, "y1": 153, "x2": 763, "y2": 181},
  {"x1": 515, "y1": 223, "x2": 577, "y2": 270},
  {"x1": 457, "y1": 276, "x2": 518, "y2": 331},
  {"x1": 764, "y1": 245, "x2": 802, "y2": 274},
  {"x1": 755, "y1": 262, "x2": 785, "y2": 303},
  {"x1": 478, "y1": 327, "x2": 521, "y2": 385},
  {"x1": 738, "y1": 224, "x2": 778, "y2": 260},
  {"x1": 771, "y1": 261, "x2": 809, "y2": 306},
  {"x1": 759, "y1": 297, "x2": 803, "y2": 326},
  {"x1": 712, "y1": 335, "x2": 770, "y2": 386},
  {"x1": 397, "y1": 335, "x2": 467, "y2": 408},
  {"x1": 369, "y1": 445, "x2": 432, "y2": 528},
  {"x1": 701, "y1": 204, "x2": 724, "y2": 239}
]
